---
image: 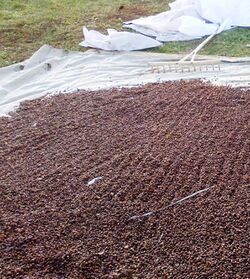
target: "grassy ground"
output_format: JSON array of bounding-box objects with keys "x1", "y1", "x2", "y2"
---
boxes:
[{"x1": 1, "y1": 0, "x2": 250, "y2": 67}]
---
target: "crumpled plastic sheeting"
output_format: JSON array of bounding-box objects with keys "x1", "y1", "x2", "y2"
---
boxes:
[
  {"x1": 195, "y1": 0, "x2": 250, "y2": 27},
  {"x1": 124, "y1": 11, "x2": 219, "y2": 41},
  {"x1": 80, "y1": 27, "x2": 162, "y2": 51},
  {"x1": 0, "y1": 45, "x2": 250, "y2": 117},
  {"x1": 81, "y1": 0, "x2": 250, "y2": 50},
  {"x1": 124, "y1": 0, "x2": 248, "y2": 41}
]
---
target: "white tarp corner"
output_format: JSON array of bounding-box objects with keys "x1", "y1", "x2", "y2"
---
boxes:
[{"x1": 80, "y1": 27, "x2": 162, "y2": 51}]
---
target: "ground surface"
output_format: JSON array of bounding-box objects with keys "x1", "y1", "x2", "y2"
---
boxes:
[
  {"x1": 0, "y1": 81, "x2": 249, "y2": 278},
  {"x1": 1, "y1": 0, "x2": 250, "y2": 67}
]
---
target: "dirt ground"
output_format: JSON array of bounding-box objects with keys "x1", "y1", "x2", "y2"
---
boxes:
[{"x1": 0, "y1": 81, "x2": 249, "y2": 278}]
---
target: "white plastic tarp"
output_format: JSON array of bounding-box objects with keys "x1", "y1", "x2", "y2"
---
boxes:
[
  {"x1": 81, "y1": 0, "x2": 250, "y2": 50},
  {"x1": 1, "y1": 45, "x2": 250, "y2": 117},
  {"x1": 80, "y1": 27, "x2": 162, "y2": 51}
]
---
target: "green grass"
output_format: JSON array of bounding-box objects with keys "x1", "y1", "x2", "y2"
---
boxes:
[
  {"x1": 0, "y1": 0, "x2": 250, "y2": 67},
  {"x1": 156, "y1": 28, "x2": 250, "y2": 57}
]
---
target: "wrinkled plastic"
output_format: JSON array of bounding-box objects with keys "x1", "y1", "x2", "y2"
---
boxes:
[
  {"x1": 0, "y1": 45, "x2": 250, "y2": 117},
  {"x1": 125, "y1": 0, "x2": 250, "y2": 38},
  {"x1": 80, "y1": 27, "x2": 162, "y2": 51},
  {"x1": 81, "y1": 0, "x2": 250, "y2": 50},
  {"x1": 195, "y1": 0, "x2": 250, "y2": 26}
]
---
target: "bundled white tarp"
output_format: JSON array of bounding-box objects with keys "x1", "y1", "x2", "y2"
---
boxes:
[
  {"x1": 81, "y1": 0, "x2": 250, "y2": 50},
  {"x1": 80, "y1": 27, "x2": 162, "y2": 51},
  {"x1": 1, "y1": 45, "x2": 250, "y2": 117}
]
